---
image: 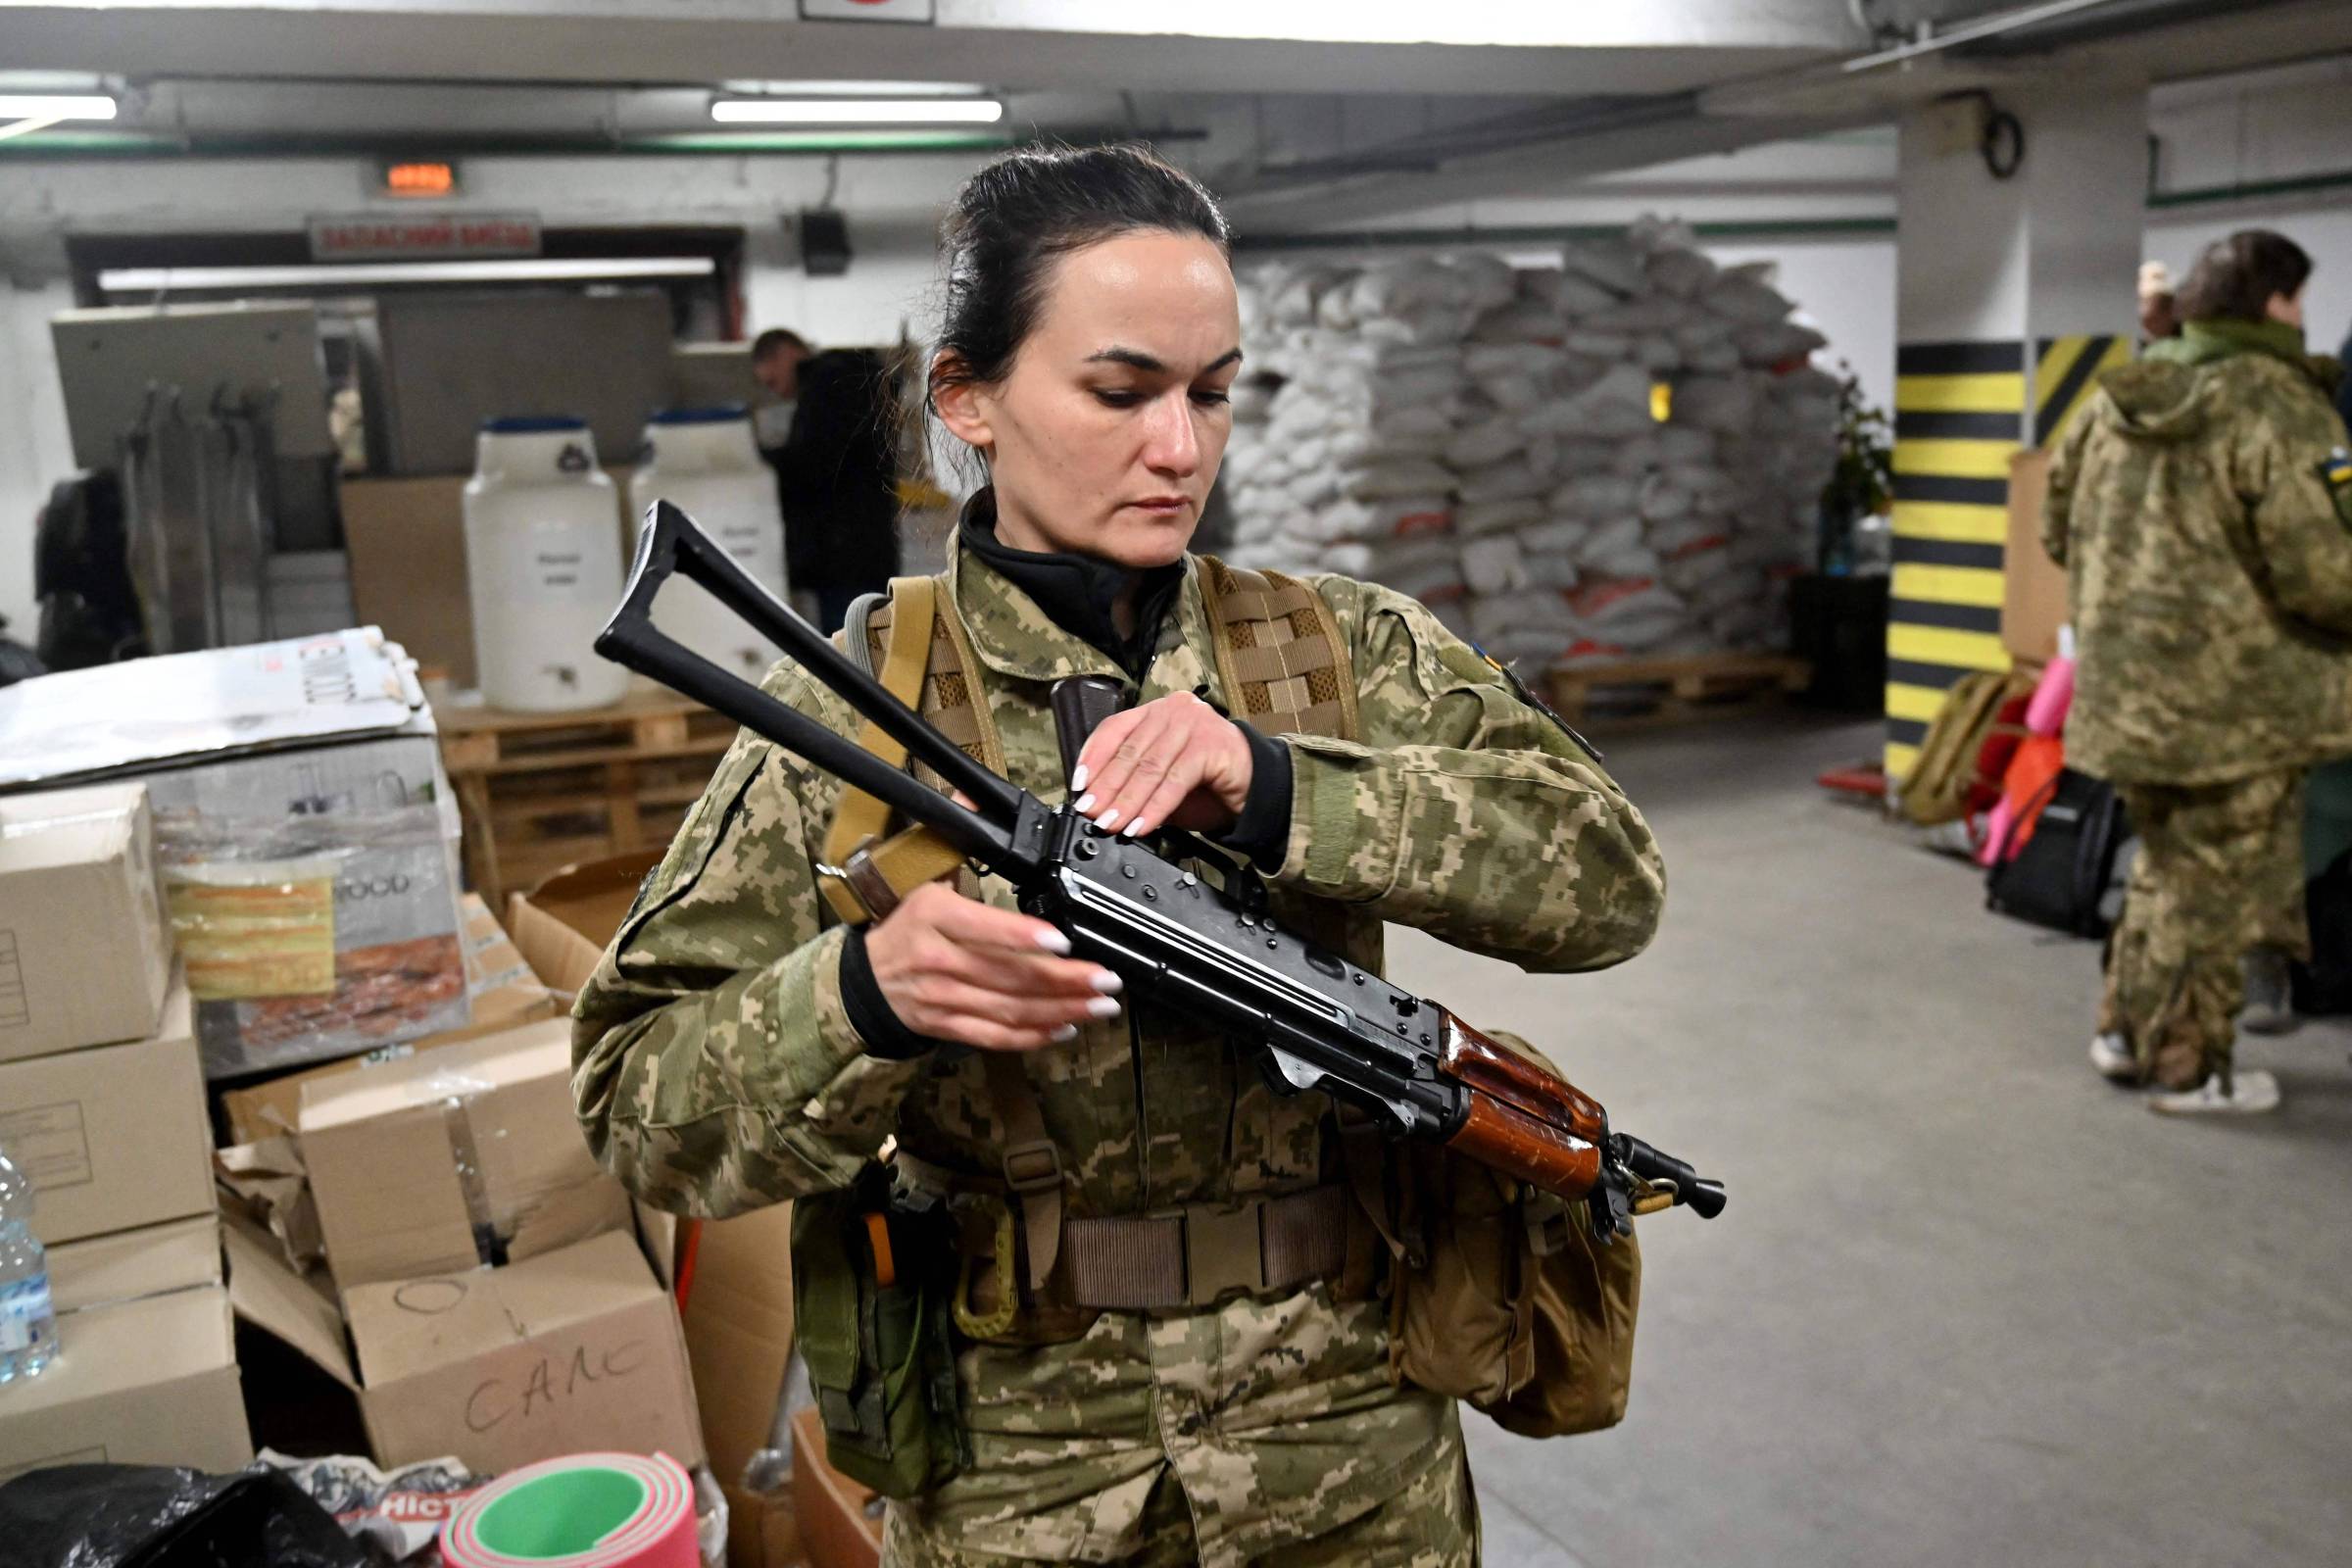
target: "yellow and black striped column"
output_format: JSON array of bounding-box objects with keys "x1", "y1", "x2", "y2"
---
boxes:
[
  {"x1": 1884, "y1": 340, "x2": 2023, "y2": 779},
  {"x1": 2034, "y1": 332, "x2": 2131, "y2": 446}
]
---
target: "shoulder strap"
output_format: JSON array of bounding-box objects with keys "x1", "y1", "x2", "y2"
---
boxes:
[
  {"x1": 1194, "y1": 554, "x2": 1358, "y2": 742},
  {"x1": 819, "y1": 576, "x2": 949, "y2": 926}
]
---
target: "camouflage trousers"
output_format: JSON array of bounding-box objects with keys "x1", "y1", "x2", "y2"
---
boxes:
[
  {"x1": 2101, "y1": 769, "x2": 2307, "y2": 1090},
  {"x1": 880, "y1": 1425, "x2": 1478, "y2": 1568}
]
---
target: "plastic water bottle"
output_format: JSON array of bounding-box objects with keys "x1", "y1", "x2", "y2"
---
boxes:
[{"x1": 0, "y1": 1142, "x2": 57, "y2": 1383}]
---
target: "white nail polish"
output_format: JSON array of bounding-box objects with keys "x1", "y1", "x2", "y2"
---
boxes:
[
  {"x1": 1036, "y1": 928, "x2": 1072, "y2": 955},
  {"x1": 1127, "y1": 819, "x2": 1152, "y2": 839},
  {"x1": 1097, "y1": 808, "x2": 1121, "y2": 831},
  {"x1": 1071, "y1": 764, "x2": 1090, "y2": 793},
  {"x1": 1075, "y1": 794, "x2": 1096, "y2": 813},
  {"x1": 1050, "y1": 1023, "x2": 1078, "y2": 1043},
  {"x1": 1091, "y1": 970, "x2": 1123, "y2": 995},
  {"x1": 1088, "y1": 996, "x2": 1123, "y2": 1019}
]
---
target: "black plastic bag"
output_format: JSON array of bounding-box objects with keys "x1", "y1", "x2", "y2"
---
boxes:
[{"x1": 0, "y1": 1463, "x2": 368, "y2": 1568}]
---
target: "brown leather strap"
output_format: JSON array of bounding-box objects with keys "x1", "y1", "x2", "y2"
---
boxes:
[
  {"x1": 1194, "y1": 555, "x2": 1359, "y2": 744},
  {"x1": 983, "y1": 1052, "x2": 1063, "y2": 1295},
  {"x1": 1061, "y1": 1184, "x2": 1352, "y2": 1310}
]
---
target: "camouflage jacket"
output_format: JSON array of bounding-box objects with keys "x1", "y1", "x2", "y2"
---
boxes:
[
  {"x1": 571, "y1": 541, "x2": 1665, "y2": 1563},
  {"x1": 2046, "y1": 318, "x2": 2352, "y2": 786}
]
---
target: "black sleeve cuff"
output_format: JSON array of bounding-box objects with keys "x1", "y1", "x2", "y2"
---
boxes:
[
  {"x1": 839, "y1": 924, "x2": 947, "y2": 1060},
  {"x1": 1214, "y1": 723, "x2": 1295, "y2": 872}
]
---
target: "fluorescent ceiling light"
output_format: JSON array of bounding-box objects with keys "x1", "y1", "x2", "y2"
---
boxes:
[
  {"x1": 711, "y1": 97, "x2": 1003, "y2": 125},
  {"x1": 0, "y1": 94, "x2": 115, "y2": 121},
  {"x1": 720, "y1": 80, "x2": 984, "y2": 97},
  {"x1": 98, "y1": 257, "x2": 716, "y2": 292}
]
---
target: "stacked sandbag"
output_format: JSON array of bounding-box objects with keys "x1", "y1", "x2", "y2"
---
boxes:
[
  {"x1": 1224, "y1": 259, "x2": 1483, "y2": 620},
  {"x1": 1224, "y1": 221, "x2": 1838, "y2": 666}
]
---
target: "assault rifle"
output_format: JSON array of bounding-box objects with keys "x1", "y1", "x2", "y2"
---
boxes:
[{"x1": 597, "y1": 502, "x2": 1724, "y2": 1242}]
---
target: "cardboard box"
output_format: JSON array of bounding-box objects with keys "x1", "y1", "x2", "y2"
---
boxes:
[
  {"x1": 343, "y1": 472, "x2": 641, "y2": 691},
  {"x1": 47, "y1": 1213, "x2": 222, "y2": 1315},
  {"x1": 0, "y1": 974, "x2": 213, "y2": 1247},
  {"x1": 506, "y1": 848, "x2": 665, "y2": 999},
  {"x1": 792, "y1": 1406, "x2": 884, "y2": 1568},
  {"x1": 2003, "y1": 450, "x2": 2068, "y2": 664},
  {"x1": 217, "y1": 893, "x2": 556, "y2": 1146},
  {"x1": 0, "y1": 783, "x2": 172, "y2": 1061},
  {"x1": 725, "y1": 1482, "x2": 805, "y2": 1568},
  {"x1": 0, "y1": 629, "x2": 470, "y2": 1079},
  {"x1": 299, "y1": 1015, "x2": 631, "y2": 1293},
  {"x1": 682, "y1": 1201, "x2": 797, "y2": 1491},
  {"x1": 215, "y1": 1139, "x2": 326, "y2": 1273},
  {"x1": 0, "y1": 1284, "x2": 252, "y2": 1481}
]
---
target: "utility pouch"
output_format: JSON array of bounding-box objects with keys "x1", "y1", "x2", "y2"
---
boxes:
[
  {"x1": 792, "y1": 1165, "x2": 969, "y2": 1497},
  {"x1": 1355, "y1": 1031, "x2": 1642, "y2": 1439}
]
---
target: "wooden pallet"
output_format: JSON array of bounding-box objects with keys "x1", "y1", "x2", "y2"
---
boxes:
[
  {"x1": 1545, "y1": 652, "x2": 1811, "y2": 726},
  {"x1": 439, "y1": 684, "x2": 736, "y2": 908}
]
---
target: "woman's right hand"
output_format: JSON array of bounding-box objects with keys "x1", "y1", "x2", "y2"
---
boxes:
[{"x1": 862, "y1": 880, "x2": 1123, "y2": 1052}]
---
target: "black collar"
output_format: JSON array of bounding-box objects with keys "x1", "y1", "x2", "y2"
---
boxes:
[{"x1": 956, "y1": 490, "x2": 1186, "y2": 682}]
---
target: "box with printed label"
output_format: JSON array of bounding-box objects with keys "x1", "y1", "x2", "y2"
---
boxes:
[
  {"x1": 218, "y1": 892, "x2": 556, "y2": 1147},
  {"x1": 0, "y1": 971, "x2": 213, "y2": 1247},
  {"x1": 0, "y1": 1281, "x2": 252, "y2": 1482},
  {"x1": 0, "y1": 629, "x2": 470, "y2": 1080},
  {"x1": 298, "y1": 1014, "x2": 632, "y2": 1295},
  {"x1": 0, "y1": 783, "x2": 172, "y2": 1062}
]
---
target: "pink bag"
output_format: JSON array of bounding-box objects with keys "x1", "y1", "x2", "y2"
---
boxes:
[{"x1": 2024, "y1": 656, "x2": 2074, "y2": 738}]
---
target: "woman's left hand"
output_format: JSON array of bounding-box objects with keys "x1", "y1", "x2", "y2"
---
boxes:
[{"x1": 1068, "y1": 690, "x2": 1253, "y2": 838}]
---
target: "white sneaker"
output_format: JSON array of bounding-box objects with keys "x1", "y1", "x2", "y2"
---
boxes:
[
  {"x1": 2147, "y1": 1069, "x2": 2281, "y2": 1116},
  {"x1": 2088, "y1": 1033, "x2": 2137, "y2": 1083}
]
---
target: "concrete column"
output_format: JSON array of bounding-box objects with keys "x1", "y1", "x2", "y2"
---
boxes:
[{"x1": 1884, "y1": 78, "x2": 2145, "y2": 779}]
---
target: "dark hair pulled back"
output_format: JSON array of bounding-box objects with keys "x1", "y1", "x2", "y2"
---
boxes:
[
  {"x1": 931, "y1": 144, "x2": 1229, "y2": 405},
  {"x1": 2176, "y1": 229, "x2": 2313, "y2": 324}
]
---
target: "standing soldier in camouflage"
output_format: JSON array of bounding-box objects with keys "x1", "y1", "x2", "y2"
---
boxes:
[
  {"x1": 2046, "y1": 228, "x2": 2352, "y2": 1113},
  {"x1": 573, "y1": 145, "x2": 1666, "y2": 1565}
]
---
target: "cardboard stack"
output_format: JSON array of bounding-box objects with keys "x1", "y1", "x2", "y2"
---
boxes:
[
  {"x1": 0, "y1": 782, "x2": 253, "y2": 1478},
  {"x1": 0, "y1": 627, "x2": 470, "y2": 1081}
]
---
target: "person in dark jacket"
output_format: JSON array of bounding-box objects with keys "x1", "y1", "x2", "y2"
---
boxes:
[{"x1": 758, "y1": 333, "x2": 902, "y2": 632}]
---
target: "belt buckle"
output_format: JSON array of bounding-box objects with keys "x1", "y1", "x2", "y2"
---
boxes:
[
  {"x1": 1183, "y1": 1203, "x2": 1265, "y2": 1308},
  {"x1": 1001, "y1": 1140, "x2": 1063, "y2": 1197}
]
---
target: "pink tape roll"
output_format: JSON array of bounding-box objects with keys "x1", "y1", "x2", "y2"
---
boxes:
[{"x1": 441, "y1": 1451, "x2": 697, "y2": 1568}]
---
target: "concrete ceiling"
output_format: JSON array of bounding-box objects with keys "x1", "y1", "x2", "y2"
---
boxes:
[{"x1": 0, "y1": 0, "x2": 1860, "y2": 98}]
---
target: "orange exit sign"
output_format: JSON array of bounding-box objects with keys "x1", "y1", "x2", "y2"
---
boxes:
[{"x1": 378, "y1": 161, "x2": 459, "y2": 199}]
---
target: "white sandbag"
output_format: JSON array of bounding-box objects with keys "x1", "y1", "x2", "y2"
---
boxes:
[
  {"x1": 1525, "y1": 436, "x2": 1561, "y2": 480},
  {"x1": 1645, "y1": 246, "x2": 1718, "y2": 300},
  {"x1": 1460, "y1": 534, "x2": 1531, "y2": 595},
  {"x1": 1584, "y1": 298, "x2": 1689, "y2": 335},
  {"x1": 1672, "y1": 375, "x2": 1760, "y2": 434},
  {"x1": 1463, "y1": 343, "x2": 1559, "y2": 380},
  {"x1": 1323, "y1": 533, "x2": 1465, "y2": 601},
  {"x1": 1474, "y1": 372, "x2": 1546, "y2": 413},
  {"x1": 1638, "y1": 476, "x2": 1693, "y2": 524},
  {"x1": 1448, "y1": 252, "x2": 1519, "y2": 313},
  {"x1": 1525, "y1": 515, "x2": 1593, "y2": 555},
  {"x1": 1656, "y1": 426, "x2": 1716, "y2": 465},
  {"x1": 1317, "y1": 494, "x2": 1452, "y2": 541},
  {"x1": 1521, "y1": 363, "x2": 1652, "y2": 439},
  {"x1": 1686, "y1": 339, "x2": 1741, "y2": 374},
  {"x1": 1446, "y1": 419, "x2": 1524, "y2": 469},
  {"x1": 1558, "y1": 240, "x2": 1644, "y2": 298},
  {"x1": 1328, "y1": 426, "x2": 1446, "y2": 466},
  {"x1": 1576, "y1": 515, "x2": 1645, "y2": 565},
  {"x1": 1638, "y1": 340, "x2": 1683, "y2": 373},
  {"x1": 1563, "y1": 329, "x2": 1633, "y2": 360},
  {"x1": 1649, "y1": 518, "x2": 1731, "y2": 560},
  {"x1": 1549, "y1": 272, "x2": 1622, "y2": 319},
  {"x1": 1456, "y1": 460, "x2": 1547, "y2": 506},
  {"x1": 1546, "y1": 473, "x2": 1639, "y2": 518},
  {"x1": 1703, "y1": 264, "x2": 1792, "y2": 325},
  {"x1": 1523, "y1": 548, "x2": 1581, "y2": 588},
  {"x1": 1456, "y1": 495, "x2": 1546, "y2": 536},
  {"x1": 1566, "y1": 576, "x2": 1694, "y2": 653}
]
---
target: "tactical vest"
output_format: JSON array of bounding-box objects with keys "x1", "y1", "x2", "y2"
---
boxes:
[{"x1": 813, "y1": 554, "x2": 1368, "y2": 1324}]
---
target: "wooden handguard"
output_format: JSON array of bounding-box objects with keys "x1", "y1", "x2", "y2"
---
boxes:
[
  {"x1": 1437, "y1": 1013, "x2": 1607, "y2": 1145},
  {"x1": 1446, "y1": 1091, "x2": 1605, "y2": 1201}
]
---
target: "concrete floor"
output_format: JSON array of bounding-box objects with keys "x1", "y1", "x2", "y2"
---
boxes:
[{"x1": 1383, "y1": 713, "x2": 2352, "y2": 1568}]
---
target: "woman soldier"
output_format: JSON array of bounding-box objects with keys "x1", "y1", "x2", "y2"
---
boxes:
[{"x1": 573, "y1": 145, "x2": 1666, "y2": 1567}]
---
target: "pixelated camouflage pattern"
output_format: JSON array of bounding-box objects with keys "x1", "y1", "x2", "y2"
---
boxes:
[
  {"x1": 2102, "y1": 769, "x2": 2307, "y2": 1091},
  {"x1": 572, "y1": 539, "x2": 1663, "y2": 1564},
  {"x1": 2044, "y1": 323, "x2": 2352, "y2": 787}
]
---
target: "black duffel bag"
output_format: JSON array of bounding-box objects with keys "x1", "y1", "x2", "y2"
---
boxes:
[{"x1": 1986, "y1": 767, "x2": 2132, "y2": 939}]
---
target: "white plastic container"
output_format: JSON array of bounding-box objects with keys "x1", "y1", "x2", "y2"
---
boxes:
[
  {"x1": 462, "y1": 416, "x2": 630, "y2": 711},
  {"x1": 627, "y1": 406, "x2": 789, "y2": 680}
]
